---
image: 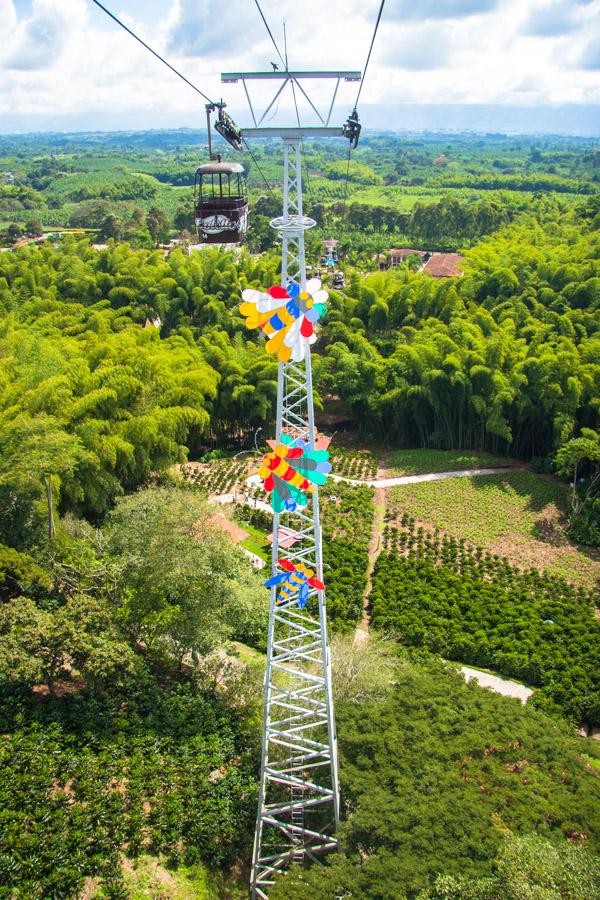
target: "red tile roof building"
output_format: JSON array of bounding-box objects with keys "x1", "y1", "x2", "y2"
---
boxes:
[
  {"x1": 422, "y1": 252, "x2": 464, "y2": 278},
  {"x1": 377, "y1": 248, "x2": 464, "y2": 277}
]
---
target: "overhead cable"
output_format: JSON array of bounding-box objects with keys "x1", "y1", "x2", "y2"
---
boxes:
[
  {"x1": 243, "y1": 139, "x2": 279, "y2": 202},
  {"x1": 355, "y1": 0, "x2": 386, "y2": 108},
  {"x1": 252, "y1": 0, "x2": 286, "y2": 69},
  {"x1": 89, "y1": 0, "x2": 215, "y2": 104}
]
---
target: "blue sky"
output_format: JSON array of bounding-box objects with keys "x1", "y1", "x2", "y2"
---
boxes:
[{"x1": 0, "y1": 0, "x2": 599, "y2": 134}]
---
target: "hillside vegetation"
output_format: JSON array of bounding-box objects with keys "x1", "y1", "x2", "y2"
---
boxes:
[
  {"x1": 0, "y1": 131, "x2": 598, "y2": 898},
  {"x1": 271, "y1": 652, "x2": 600, "y2": 899}
]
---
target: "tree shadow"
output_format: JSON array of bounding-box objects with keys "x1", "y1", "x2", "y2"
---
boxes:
[{"x1": 469, "y1": 470, "x2": 600, "y2": 569}]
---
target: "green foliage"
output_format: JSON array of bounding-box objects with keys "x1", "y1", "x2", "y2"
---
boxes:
[
  {"x1": 387, "y1": 470, "x2": 596, "y2": 586},
  {"x1": 389, "y1": 448, "x2": 509, "y2": 475},
  {"x1": 419, "y1": 834, "x2": 600, "y2": 899},
  {"x1": 1, "y1": 130, "x2": 599, "y2": 898},
  {"x1": 319, "y1": 206, "x2": 599, "y2": 464},
  {"x1": 106, "y1": 487, "x2": 267, "y2": 656},
  {"x1": 270, "y1": 657, "x2": 600, "y2": 899},
  {"x1": 0, "y1": 543, "x2": 52, "y2": 601},
  {"x1": 320, "y1": 481, "x2": 374, "y2": 628},
  {"x1": 331, "y1": 633, "x2": 398, "y2": 704},
  {"x1": 554, "y1": 428, "x2": 600, "y2": 546},
  {"x1": 0, "y1": 593, "x2": 140, "y2": 694},
  {"x1": 370, "y1": 535, "x2": 599, "y2": 723},
  {"x1": 146, "y1": 205, "x2": 170, "y2": 244},
  {"x1": 0, "y1": 240, "x2": 282, "y2": 534},
  {"x1": 0, "y1": 675, "x2": 258, "y2": 898},
  {"x1": 0, "y1": 484, "x2": 264, "y2": 898}
]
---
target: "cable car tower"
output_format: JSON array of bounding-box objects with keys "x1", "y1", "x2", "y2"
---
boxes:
[{"x1": 224, "y1": 69, "x2": 361, "y2": 897}]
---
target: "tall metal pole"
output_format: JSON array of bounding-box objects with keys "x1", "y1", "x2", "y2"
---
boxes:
[{"x1": 250, "y1": 138, "x2": 340, "y2": 898}]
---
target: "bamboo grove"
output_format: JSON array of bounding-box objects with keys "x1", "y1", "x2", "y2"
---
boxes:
[{"x1": 0, "y1": 196, "x2": 597, "y2": 543}]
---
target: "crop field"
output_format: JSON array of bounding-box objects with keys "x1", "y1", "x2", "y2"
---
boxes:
[
  {"x1": 181, "y1": 459, "x2": 249, "y2": 495},
  {"x1": 370, "y1": 544, "x2": 599, "y2": 724},
  {"x1": 229, "y1": 479, "x2": 376, "y2": 629},
  {"x1": 389, "y1": 448, "x2": 513, "y2": 476},
  {"x1": 330, "y1": 447, "x2": 380, "y2": 480},
  {"x1": 320, "y1": 481, "x2": 374, "y2": 628},
  {"x1": 388, "y1": 470, "x2": 598, "y2": 588},
  {"x1": 348, "y1": 185, "x2": 474, "y2": 209}
]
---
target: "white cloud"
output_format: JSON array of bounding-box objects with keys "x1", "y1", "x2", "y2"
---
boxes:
[
  {"x1": 0, "y1": 0, "x2": 598, "y2": 132},
  {"x1": 0, "y1": 0, "x2": 17, "y2": 32},
  {"x1": 579, "y1": 35, "x2": 600, "y2": 69},
  {"x1": 385, "y1": 0, "x2": 499, "y2": 21},
  {"x1": 521, "y1": 1, "x2": 580, "y2": 37},
  {"x1": 166, "y1": 0, "x2": 262, "y2": 57},
  {"x1": 2, "y1": 0, "x2": 85, "y2": 70},
  {"x1": 384, "y1": 24, "x2": 452, "y2": 70}
]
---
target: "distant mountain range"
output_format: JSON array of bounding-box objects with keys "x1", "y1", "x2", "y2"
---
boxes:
[{"x1": 1, "y1": 103, "x2": 598, "y2": 138}]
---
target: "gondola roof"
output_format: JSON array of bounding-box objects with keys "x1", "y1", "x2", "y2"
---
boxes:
[{"x1": 196, "y1": 162, "x2": 245, "y2": 176}]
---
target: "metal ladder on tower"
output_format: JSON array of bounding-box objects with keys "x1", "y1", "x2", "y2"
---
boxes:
[{"x1": 291, "y1": 780, "x2": 305, "y2": 862}]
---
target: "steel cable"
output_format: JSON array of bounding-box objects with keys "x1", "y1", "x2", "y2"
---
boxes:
[
  {"x1": 89, "y1": 0, "x2": 216, "y2": 104},
  {"x1": 355, "y1": 0, "x2": 386, "y2": 108}
]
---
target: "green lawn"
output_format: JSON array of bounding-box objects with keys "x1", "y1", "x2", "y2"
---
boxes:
[
  {"x1": 390, "y1": 470, "x2": 599, "y2": 587},
  {"x1": 347, "y1": 184, "x2": 481, "y2": 209},
  {"x1": 389, "y1": 448, "x2": 513, "y2": 476},
  {"x1": 239, "y1": 521, "x2": 270, "y2": 563},
  {"x1": 119, "y1": 854, "x2": 247, "y2": 899},
  {"x1": 582, "y1": 754, "x2": 600, "y2": 774},
  {"x1": 226, "y1": 640, "x2": 266, "y2": 671}
]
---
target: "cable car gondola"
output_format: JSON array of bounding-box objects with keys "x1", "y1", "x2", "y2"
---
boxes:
[
  {"x1": 194, "y1": 161, "x2": 248, "y2": 243},
  {"x1": 194, "y1": 103, "x2": 249, "y2": 244}
]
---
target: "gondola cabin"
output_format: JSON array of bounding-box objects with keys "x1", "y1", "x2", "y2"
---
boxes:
[{"x1": 194, "y1": 161, "x2": 248, "y2": 244}]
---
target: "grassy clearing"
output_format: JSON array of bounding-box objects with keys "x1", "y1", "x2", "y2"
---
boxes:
[
  {"x1": 390, "y1": 470, "x2": 599, "y2": 588},
  {"x1": 445, "y1": 659, "x2": 531, "y2": 687},
  {"x1": 582, "y1": 754, "x2": 600, "y2": 773},
  {"x1": 116, "y1": 854, "x2": 247, "y2": 899},
  {"x1": 238, "y1": 521, "x2": 270, "y2": 563},
  {"x1": 226, "y1": 640, "x2": 266, "y2": 671},
  {"x1": 389, "y1": 448, "x2": 513, "y2": 476}
]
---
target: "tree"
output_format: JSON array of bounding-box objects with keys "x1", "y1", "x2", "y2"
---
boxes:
[
  {"x1": 555, "y1": 429, "x2": 600, "y2": 544},
  {"x1": 420, "y1": 834, "x2": 600, "y2": 899},
  {"x1": 24, "y1": 218, "x2": 43, "y2": 237},
  {"x1": 0, "y1": 413, "x2": 85, "y2": 548},
  {"x1": 173, "y1": 200, "x2": 195, "y2": 233},
  {"x1": 7, "y1": 223, "x2": 22, "y2": 243},
  {"x1": 0, "y1": 593, "x2": 139, "y2": 695},
  {"x1": 99, "y1": 213, "x2": 123, "y2": 241},
  {"x1": 105, "y1": 486, "x2": 267, "y2": 661},
  {"x1": 147, "y1": 205, "x2": 170, "y2": 244}
]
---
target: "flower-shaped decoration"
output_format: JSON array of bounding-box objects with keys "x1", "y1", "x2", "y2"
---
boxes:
[
  {"x1": 240, "y1": 279, "x2": 328, "y2": 363},
  {"x1": 264, "y1": 558, "x2": 325, "y2": 608},
  {"x1": 258, "y1": 434, "x2": 331, "y2": 513}
]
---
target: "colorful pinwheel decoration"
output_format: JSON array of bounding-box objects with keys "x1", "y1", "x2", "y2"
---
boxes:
[
  {"x1": 240, "y1": 279, "x2": 328, "y2": 363},
  {"x1": 258, "y1": 434, "x2": 331, "y2": 513},
  {"x1": 264, "y1": 558, "x2": 325, "y2": 608}
]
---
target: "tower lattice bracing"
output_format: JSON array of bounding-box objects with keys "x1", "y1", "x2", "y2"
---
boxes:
[{"x1": 250, "y1": 138, "x2": 340, "y2": 898}]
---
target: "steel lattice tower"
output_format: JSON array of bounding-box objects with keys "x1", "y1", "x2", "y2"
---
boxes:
[
  {"x1": 220, "y1": 69, "x2": 361, "y2": 897},
  {"x1": 251, "y1": 138, "x2": 340, "y2": 898}
]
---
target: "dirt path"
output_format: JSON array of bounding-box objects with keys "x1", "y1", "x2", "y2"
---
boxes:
[
  {"x1": 354, "y1": 451, "x2": 392, "y2": 646},
  {"x1": 332, "y1": 466, "x2": 516, "y2": 489},
  {"x1": 461, "y1": 666, "x2": 533, "y2": 703}
]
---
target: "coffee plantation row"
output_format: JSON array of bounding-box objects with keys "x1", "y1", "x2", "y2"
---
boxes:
[{"x1": 370, "y1": 541, "x2": 599, "y2": 726}]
